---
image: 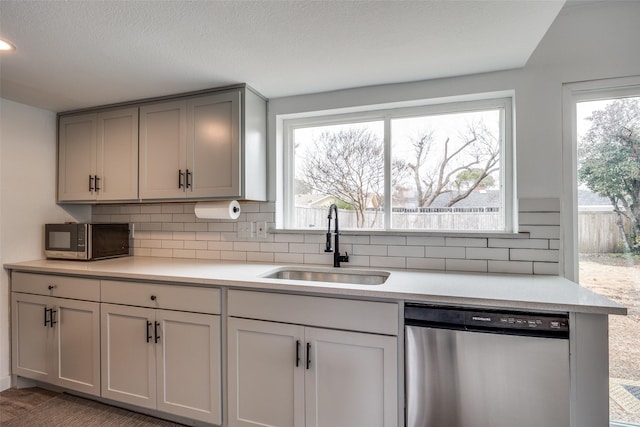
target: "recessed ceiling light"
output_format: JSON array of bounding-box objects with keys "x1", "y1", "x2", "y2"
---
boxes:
[{"x1": 0, "y1": 38, "x2": 16, "y2": 51}]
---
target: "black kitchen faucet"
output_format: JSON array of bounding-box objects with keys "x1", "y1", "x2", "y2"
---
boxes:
[{"x1": 324, "y1": 203, "x2": 349, "y2": 267}]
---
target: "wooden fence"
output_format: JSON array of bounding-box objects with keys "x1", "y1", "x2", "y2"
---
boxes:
[
  {"x1": 296, "y1": 207, "x2": 630, "y2": 253},
  {"x1": 295, "y1": 207, "x2": 503, "y2": 231},
  {"x1": 578, "y1": 210, "x2": 632, "y2": 253}
]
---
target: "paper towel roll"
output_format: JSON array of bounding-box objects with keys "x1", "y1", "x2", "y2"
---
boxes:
[{"x1": 194, "y1": 200, "x2": 241, "y2": 220}]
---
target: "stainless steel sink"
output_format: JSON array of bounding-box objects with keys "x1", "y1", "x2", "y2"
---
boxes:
[{"x1": 262, "y1": 267, "x2": 389, "y2": 285}]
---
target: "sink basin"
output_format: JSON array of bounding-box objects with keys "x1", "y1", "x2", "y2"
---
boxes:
[{"x1": 262, "y1": 267, "x2": 389, "y2": 285}]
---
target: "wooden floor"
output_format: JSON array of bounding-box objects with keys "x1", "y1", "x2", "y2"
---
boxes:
[
  {"x1": 0, "y1": 387, "x2": 186, "y2": 426},
  {"x1": 0, "y1": 387, "x2": 59, "y2": 423}
]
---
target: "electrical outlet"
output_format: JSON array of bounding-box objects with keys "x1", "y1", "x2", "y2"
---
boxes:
[{"x1": 256, "y1": 221, "x2": 267, "y2": 239}]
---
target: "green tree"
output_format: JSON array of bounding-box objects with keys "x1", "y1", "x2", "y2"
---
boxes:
[{"x1": 578, "y1": 98, "x2": 640, "y2": 252}]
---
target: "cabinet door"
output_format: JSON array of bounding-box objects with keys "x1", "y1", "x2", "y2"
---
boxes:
[
  {"x1": 96, "y1": 108, "x2": 139, "y2": 201},
  {"x1": 305, "y1": 328, "x2": 398, "y2": 427},
  {"x1": 54, "y1": 298, "x2": 101, "y2": 396},
  {"x1": 156, "y1": 310, "x2": 221, "y2": 424},
  {"x1": 11, "y1": 293, "x2": 54, "y2": 382},
  {"x1": 101, "y1": 303, "x2": 156, "y2": 409},
  {"x1": 228, "y1": 317, "x2": 305, "y2": 427},
  {"x1": 187, "y1": 91, "x2": 241, "y2": 198},
  {"x1": 58, "y1": 113, "x2": 97, "y2": 201},
  {"x1": 139, "y1": 100, "x2": 187, "y2": 199}
]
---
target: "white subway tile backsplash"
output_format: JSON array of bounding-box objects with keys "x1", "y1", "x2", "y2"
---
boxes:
[
  {"x1": 519, "y1": 225, "x2": 560, "y2": 239},
  {"x1": 407, "y1": 257, "x2": 445, "y2": 271},
  {"x1": 534, "y1": 262, "x2": 560, "y2": 275},
  {"x1": 94, "y1": 198, "x2": 563, "y2": 275},
  {"x1": 162, "y1": 205, "x2": 184, "y2": 214},
  {"x1": 289, "y1": 243, "x2": 321, "y2": 254},
  {"x1": 208, "y1": 241, "x2": 234, "y2": 251},
  {"x1": 488, "y1": 238, "x2": 549, "y2": 249},
  {"x1": 173, "y1": 249, "x2": 196, "y2": 259},
  {"x1": 162, "y1": 240, "x2": 184, "y2": 249},
  {"x1": 196, "y1": 250, "x2": 221, "y2": 260},
  {"x1": 424, "y1": 246, "x2": 465, "y2": 259},
  {"x1": 221, "y1": 251, "x2": 246, "y2": 261},
  {"x1": 275, "y1": 253, "x2": 304, "y2": 264},
  {"x1": 140, "y1": 205, "x2": 163, "y2": 214},
  {"x1": 407, "y1": 236, "x2": 445, "y2": 246},
  {"x1": 247, "y1": 252, "x2": 275, "y2": 263},
  {"x1": 234, "y1": 241, "x2": 261, "y2": 252},
  {"x1": 275, "y1": 234, "x2": 305, "y2": 243},
  {"x1": 445, "y1": 237, "x2": 487, "y2": 247},
  {"x1": 184, "y1": 241, "x2": 207, "y2": 250},
  {"x1": 488, "y1": 260, "x2": 533, "y2": 274},
  {"x1": 260, "y1": 242, "x2": 289, "y2": 253},
  {"x1": 510, "y1": 249, "x2": 560, "y2": 263},
  {"x1": 445, "y1": 259, "x2": 487, "y2": 273},
  {"x1": 388, "y1": 245, "x2": 424, "y2": 258},
  {"x1": 196, "y1": 232, "x2": 221, "y2": 241},
  {"x1": 162, "y1": 222, "x2": 184, "y2": 232},
  {"x1": 370, "y1": 256, "x2": 406, "y2": 269},
  {"x1": 466, "y1": 247, "x2": 509, "y2": 261},
  {"x1": 303, "y1": 253, "x2": 334, "y2": 265},
  {"x1": 352, "y1": 245, "x2": 387, "y2": 256},
  {"x1": 371, "y1": 235, "x2": 406, "y2": 245}
]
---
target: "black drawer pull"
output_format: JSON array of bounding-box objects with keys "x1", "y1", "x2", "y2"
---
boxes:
[
  {"x1": 146, "y1": 321, "x2": 152, "y2": 343},
  {"x1": 155, "y1": 321, "x2": 160, "y2": 343},
  {"x1": 296, "y1": 340, "x2": 301, "y2": 367},
  {"x1": 306, "y1": 342, "x2": 311, "y2": 370}
]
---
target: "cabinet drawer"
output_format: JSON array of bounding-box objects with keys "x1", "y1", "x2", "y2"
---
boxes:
[
  {"x1": 101, "y1": 280, "x2": 220, "y2": 314},
  {"x1": 12, "y1": 272, "x2": 100, "y2": 301},
  {"x1": 228, "y1": 290, "x2": 398, "y2": 336}
]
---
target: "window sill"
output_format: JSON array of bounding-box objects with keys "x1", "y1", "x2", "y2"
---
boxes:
[{"x1": 272, "y1": 228, "x2": 529, "y2": 240}]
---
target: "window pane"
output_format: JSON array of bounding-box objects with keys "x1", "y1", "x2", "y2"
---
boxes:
[
  {"x1": 293, "y1": 121, "x2": 385, "y2": 229},
  {"x1": 390, "y1": 109, "x2": 502, "y2": 231}
]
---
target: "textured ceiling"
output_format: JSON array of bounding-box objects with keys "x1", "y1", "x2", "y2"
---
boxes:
[{"x1": 0, "y1": 0, "x2": 565, "y2": 112}]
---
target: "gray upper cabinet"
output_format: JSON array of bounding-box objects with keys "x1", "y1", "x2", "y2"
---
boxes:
[
  {"x1": 139, "y1": 87, "x2": 266, "y2": 202},
  {"x1": 58, "y1": 108, "x2": 139, "y2": 202},
  {"x1": 58, "y1": 84, "x2": 267, "y2": 204}
]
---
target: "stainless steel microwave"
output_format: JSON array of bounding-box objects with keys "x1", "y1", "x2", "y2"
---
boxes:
[{"x1": 44, "y1": 223, "x2": 130, "y2": 260}]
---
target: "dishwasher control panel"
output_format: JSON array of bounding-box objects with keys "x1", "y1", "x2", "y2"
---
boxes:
[{"x1": 405, "y1": 304, "x2": 569, "y2": 338}]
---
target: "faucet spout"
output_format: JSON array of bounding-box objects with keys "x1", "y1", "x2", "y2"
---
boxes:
[{"x1": 324, "y1": 204, "x2": 349, "y2": 268}]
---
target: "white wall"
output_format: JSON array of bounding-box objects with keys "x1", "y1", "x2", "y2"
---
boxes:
[
  {"x1": 0, "y1": 98, "x2": 90, "y2": 390},
  {"x1": 267, "y1": 1, "x2": 640, "y2": 201}
]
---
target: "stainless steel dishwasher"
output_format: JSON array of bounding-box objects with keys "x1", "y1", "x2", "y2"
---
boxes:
[{"x1": 405, "y1": 304, "x2": 570, "y2": 427}]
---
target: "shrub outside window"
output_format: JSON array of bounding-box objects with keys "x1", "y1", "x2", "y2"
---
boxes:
[{"x1": 283, "y1": 97, "x2": 513, "y2": 232}]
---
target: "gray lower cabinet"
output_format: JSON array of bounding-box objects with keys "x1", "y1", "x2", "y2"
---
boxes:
[
  {"x1": 227, "y1": 290, "x2": 399, "y2": 427},
  {"x1": 11, "y1": 273, "x2": 101, "y2": 396},
  {"x1": 100, "y1": 281, "x2": 222, "y2": 425}
]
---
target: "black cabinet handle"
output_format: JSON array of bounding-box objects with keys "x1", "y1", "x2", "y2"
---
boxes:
[
  {"x1": 48, "y1": 285, "x2": 56, "y2": 290},
  {"x1": 94, "y1": 175, "x2": 100, "y2": 191},
  {"x1": 44, "y1": 308, "x2": 56, "y2": 327},
  {"x1": 89, "y1": 175, "x2": 94, "y2": 192},
  {"x1": 178, "y1": 170, "x2": 185, "y2": 189},
  {"x1": 296, "y1": 340, "x2": 301, "y2": 367},
  {"x1": 150, "y1": 295, "x2": 157, "y2": 301},
  {"x1": 146, "y1": 321, "x2": 152, "y2": 343},
  {"x1": 306, "y1": 342, "x2": 311, "y2": 370},
  {"x1": 155, "y1": 321, "x2": 160, "y2": 343},
  {"x1": 186, "y1": 169, "x2": 192, "y2": 189}
]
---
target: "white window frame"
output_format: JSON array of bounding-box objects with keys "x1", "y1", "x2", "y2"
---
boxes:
[
  {"x1": 281, "y1": 94, "x2": 515, "y2": 233},
  {"x1": 562, "y1": 76, "x2": 640, "y2": 281}
]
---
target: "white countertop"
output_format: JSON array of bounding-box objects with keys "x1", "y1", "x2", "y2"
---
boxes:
[{"x1": 4, "y1": 256, "x2": 626, "y2": 315}]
